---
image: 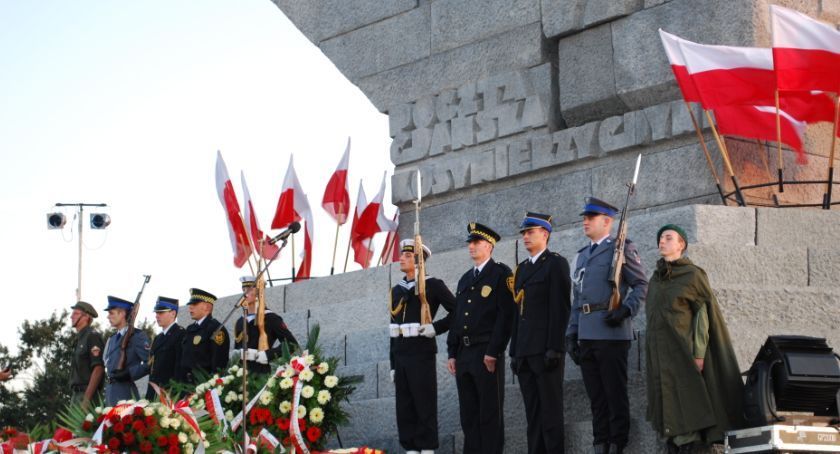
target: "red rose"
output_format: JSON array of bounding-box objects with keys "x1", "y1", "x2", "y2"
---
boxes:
[
  {"x1": 108, "y1": 437, "x2": 121, "y2": 451},
  {"x1": 123, "y1": 432, "x2": 136, "y2": 446},
  {"x1": 140, "y1": 441, "x2": 153, "y2": 453},
  {"x1": 97, "y1": 415, "x2": 105, "y2": 423},
  {"x1": 109, "y1": 414, "x2": 120, "y2": 424},
  {"x1": 306, "y1": 426, "x2": 321, "y2": 443},
  {"x1": 167, "y1": 445, "x2": 181, "y2": 454},
  {"x1": 168, "y1": 434, "x2": 179, "y2": 446},
  {"x1": 132, "y1": 420, "x2": 145, "y2": 432},
  {"x1": 297, "y1": 418, "x2": 306, "y2": 431},
  {"x1": 144, "y1": 416, "x2": 157, "y2": 428},
  {"x1": 277, "y1": 418, "x2": 290, "y2": 431},
  {"x1": 112, "y1": 423, "x2": 125, "y2": 433},
  {"x1": 215, "y1": 378, "x2": 224, "y2": 385},
  {"x1": 82, "y1": 421, "x2": 92, "y2": 432},
  {"x1": 156, "y1": 436, "x2": 169, "y2": 447},
  {"x1": 122, "y1": 415, "x2": 133, "y2": 425}
]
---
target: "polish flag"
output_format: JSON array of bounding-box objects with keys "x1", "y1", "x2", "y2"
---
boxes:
[
  {"x1": 271, "y1": 155, "x2": 314, "y2": 280},
  {"x1": 322, "y1": 137, "x2": 351, "y2": 225},
  {"x1": 658, "y1": 29, "x2": 702, "y2": 103},
  {"x1": 772, "y1": 5, "x2": 840, "y2": 93},
  {"x1": 678, "y1": 39, "x2": 776, "y2": 109},
  {"x1": 379, "y1": 212, "x2": 400, "y2": 265},
  {"x1": 715, "y1": 105, "x2": 808, "y2": 161},
  {"x1": 241, "y1": 171, "x2": 280, "y2": 260},
  {"x1": 349, "y1": 182, "x2": 373, "y2": 268},
  {"x1": 215, "y1": 151, "x2": 252, "y2": 268},
  {"x1": 355, "y1": 172, "x2": 398, "y2": 240}
]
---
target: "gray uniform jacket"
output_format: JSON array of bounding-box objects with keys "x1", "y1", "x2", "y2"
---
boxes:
[
  {"x1": 567, "y1": 237, "x2": 648, "y2": 341},
  {"x1": 104, "y1": 328, "x2": 150, "y2": 405}
]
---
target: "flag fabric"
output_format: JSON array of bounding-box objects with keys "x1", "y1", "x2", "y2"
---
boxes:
[
  {"x1": 241, "y1": 171, "x2": 280, "y2": 260},
  {"x1": 349, "y1": 182, "x2": 372, "y2": 268},
  {"x1": 659, "y1": 29, "x2": 702, "y2": 103},
  {"x1": 271, "y1": 155, "x2": 314, "y2": 280},
  {"x1": 772, "y1": 5, "x2": 840, "y2": 93},
  {"x1": 322, "y1": 137, "x2": 351, "y2": 225},
  {"x1": 379, "y1": 212, "x2": 400, "y2": 265},
  {"x1": 355, "y1": 172, "x2": 397, "y2": 239},
  {"x1": 215, "y1": 151, "x2": 253, "y2": 268},
  {"x1": 714, "y1": 105, "x2": 807, "y2": 161}
]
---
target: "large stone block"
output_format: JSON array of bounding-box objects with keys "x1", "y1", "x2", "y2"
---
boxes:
[
  {"x1": 582, "y1": 0, "x2": 644, "y2": 27},
  {"x1": 319, "y1": 5, "x2": 431, "y2": 80},
  {"x1": 430, "y1": 0, "x2": 540, "y2": 53},
  {"x1": 756, "y1": 207, "x2": 840, "y2": 248},
  {"x1": 360, "y1": 22, "x2": 548, "y2": 111},
  {"x1": 541, "y1": 0, "x2": 586, "y2": 38},
  {"x1": 284, "y1": 265, "x2": 391, "y2": 312},
  {"x1": 689, "y1": 245, "x2": 808, "y2": 288},
  {"x1": 809, "y1": 247, "x2": 840, "y2": 287},
  {"x1": 270, "y1": 0, "x2": 418, "y2": 44},
  {"x1": 557, "y1": 24, "x2": 627, "y2": 126}
]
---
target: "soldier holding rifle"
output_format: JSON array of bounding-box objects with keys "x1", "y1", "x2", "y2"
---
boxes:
[
  {"x1": 566, "y1": 156, "x2": 648, "y2": 454},
  {"x1": 234, "y1": 275, "x2": 298, "y2": 374},
  {"x1": 103, "y1": 295, "x2": 150, "y2": 405}
]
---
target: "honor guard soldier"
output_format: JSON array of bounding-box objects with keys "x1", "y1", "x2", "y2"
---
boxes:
[
  {"x1": 103, "y1": 296, "x2": 150, "y2": 405},
  {"x1": 389, "y1": 239, "x2": 455, "y2": 454},
  {"x1": 144, "y1": 297, "x2": 185, "y2": 400},
  {"x1": 447, "y1": 223, "x2": 515, "y2": 454},
  {"x1": 509, "y1": 212, "x2": 572, "y2": 454},
  {"x1": 234, "y1": 275, "x2": 298, "y2": 374},
  {"x1": 178, "y1": 288, "x2": 230, "y2": 384},
  {"x1": 69, "y1": 301, "x2": 105, "y2": 408},
  {"x1": 566, "y1": 198, "x2": 648, "y2": 454}
]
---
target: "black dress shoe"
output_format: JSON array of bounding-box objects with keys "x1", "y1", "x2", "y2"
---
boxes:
[
  {"x1": 593, "y1": 443, "x2": 608, "y2": 454},
  {"x1": 608, "y1": 443, "x2": 625, "y2": 454}
]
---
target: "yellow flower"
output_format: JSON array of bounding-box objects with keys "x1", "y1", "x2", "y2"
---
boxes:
[
  {"x1": 299, "y1": 369, "x2": 315, "y2": 382},
  {"x1": 279, "y1": 401, "x2": 291, "y2": 414},
  {"x1": 309, "y1": 407, "x2": 324, "y2": 424},
  {"x1": 280, "y1": 378, "x2": 294, "y2": 389},
  {"x1": 301, "y1": 386, "x2": 315, "y2": 399},
  {"x1": 317, "y1": 362, "x2": 329, "y2": 374},
  {"x1": 296, "y1": 405, "x2": 307, "y2": 419},
  {"x1": 317, "y1": 390, "x2": 331, "y2": 405},
  {"x1": 324, "y1": 375, "x2": 339, "y2": 388}
]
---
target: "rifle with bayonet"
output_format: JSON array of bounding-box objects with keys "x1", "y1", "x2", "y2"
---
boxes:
[
  {"x1": 117, "y1": 274, "x2": 151, "y2": 370},
  {"x1": 607, "y1": 154, "x2": 641, "y2": 312},
  {"x1": 414, "y1": 170, "x2": 432, "y2": 325}
]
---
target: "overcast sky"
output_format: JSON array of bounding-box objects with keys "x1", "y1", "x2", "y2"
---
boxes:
[{"x1": 0, "y1": 1, "x2": 394, "y2": 358}]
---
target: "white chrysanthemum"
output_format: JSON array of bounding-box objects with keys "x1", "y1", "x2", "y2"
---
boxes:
[
  {"x1": 317, "y1": 362, "x2": 329, "y2": 374},
  {"x1": 170, "y1": 417, "x2": 181, "y2": 429},
  {"x1": 309, "y1": 407, "x2": 324, "y2": 424},
  {"x1": 324, "y1": 375, "x2": 339, "y2": 388},
  {"x1": 160, "y1": 417, "x2": 171, "y2": 429},
  {"x1": 196, "y1": 384, "x2": 206, "y2": 394},
  {"x1": 301, "y1": 385, "x2": 315, "y2": 399},
  {"x1": 184, "y1": 443, "x2": 194, "y2": 454},
  {"x1": 280, "y1": 378, "x2": 294, "y2": 389},
  {"x1": 282, "y1": 368, "x2": 294, "y2": 378},
  {"x1": 189, "y1": 432, "x2": 200, "y2": 443},
  {"x1": 236, "y1": 369, "x2": 244, "y2": 377},
  {"x1": 137, "y1": 399, "x2": 149, "y2": 406},
  {"x1": 95, "y1": 407, "x2": 104, "y2": 414},
  {"x1": 266, "y1": 377, "x2": 277, "y2": 389},
  {"x1": 305, "y1": 355, "x2": 315, "y2": 366},
  {"x1": 212, "y1": 373, "x2": 220, "y2": 381},
  {"x1": 229, "y1": 365, "x2": 239, "y2": 374},
  {"x1": 279, "y1": 401, "x2": 291, "y2": 414},
  {"x1": 204, "y1": 441, "x2": 210, "y2": 448},
  {"x1": 178, "y1": 432, "x2": 188, "y2": 444},
  {"x1": 300, "y1": 369, "x2": 315, "y2": 382},
  {"x1": 223, "y1": 376, "x2": 233, "y2": 385},
  {"x1": 238, "y1": 393, "x2": 244, "y2": 401},
  {"x1": 317, "y1": 390, "x2": 332, "y2": 405},
  {"x1": 85, "y1": 413, "x2": 94, "y2": 422},
  {"x1": 144, "y1": 407, "x2": 155, "y2": 417},
  {"x1": 296, "y1": 405, "x2": 307, "y2": 419},
  {"x1": 260, "y1": 391, "x2": 273, "y2": 405},
  {"x1": 225, "y1": 410, "x2": 234, "y2": 421}
]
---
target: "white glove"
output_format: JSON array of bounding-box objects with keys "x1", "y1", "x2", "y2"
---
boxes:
[
  {"x1": 256, "y1": 351, "x2": 268, "y2": 365},
  {"x1": 389, "y1": 369, "x2": 395, "y2": 383},
  {"x1": 418, "y1": 324, "x2": 436, "y2": 338},
  {"x1": 244, "y1": 348, "x2": 259, "y2": 361}
]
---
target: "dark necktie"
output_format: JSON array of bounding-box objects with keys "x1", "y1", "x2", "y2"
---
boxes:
[
  {"x1": 590, "y1": 243, "x2": 598, "y2": 254},
  {"x1": 474, "y1": 268, "x2": 479, "y2": 278}
]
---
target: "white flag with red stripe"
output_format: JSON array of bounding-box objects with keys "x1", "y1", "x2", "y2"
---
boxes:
[
  {"x1": 271, "y1": 155, "x2": 314, "y2": 279},
  {"x1": 659, "y1": 29, "x2": 702, "y2": 103},
  {"x1": 349, "y1": 182, "x2": 374, "y2": 268},
  {"x1": 772, "y1": 5, "x2": 840, "y2": 93},
  {"x1": 215, "y1": 151, "x2": 253, "y2": 268},
  {"x1": 322, "y1": 137, "x2": 351, "y2": 225},
  {"x1": 355, "y1": 172, "x2": 397, "y2": 239},
  {"x1": 242, "y1": 171, "x2": 280, "y2": 260},
  {"x1": 379, "y1": 212, "x2": 400, "y2": 265},
  {"x1": 714, "y1": 105, "x2": 808, "y2": 162}
]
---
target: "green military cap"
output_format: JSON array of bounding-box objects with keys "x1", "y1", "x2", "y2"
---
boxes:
[
  {"x1": 657, "y1": 224, "x2": 688, "y2": 251},
  {"x1": 70, "y1": 301, "x2": 98, "y2": 318}
]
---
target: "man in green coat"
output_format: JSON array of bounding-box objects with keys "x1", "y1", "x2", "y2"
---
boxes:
[{"x1": 645, "y1": 225, "x2": 744, "y2": 453}]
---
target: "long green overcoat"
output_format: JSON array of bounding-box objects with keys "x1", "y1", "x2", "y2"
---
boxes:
[{"x1": 645, "y1": 257, "x2": 744, "y2": 443}]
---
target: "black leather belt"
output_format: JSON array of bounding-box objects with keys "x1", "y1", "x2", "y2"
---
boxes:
[
  {"x1": 581, "y1": 302, "x2": 610, "y2": 314},
  {"x1": 462, "y1": 334, "x2": 491, "y2": 347}
]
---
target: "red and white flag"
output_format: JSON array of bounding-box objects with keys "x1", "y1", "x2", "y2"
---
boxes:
[
  {"x1": 215, "y1": 151, "x2": 253, "y2": 268},
  {"x1": 271, "y1": 155, "x2": 314, "y2": 280},
  {"x1": 241, "y1": 171, "x2": 280, "y2": 260},
  {"x1": 772, "y1": 5, "x2": 840, "y2": 93},
  {"x1": 322, "y1": 137, "x2": 351, "y2": 225},
  {"x1": 355, "y1": 172, "x2": 397, "y2": 239},
  {"x1": 349, "y1": 182, "x2": 373, "y2": 268},
  {"x1": 659, "y1": 29, "x2": 702, "y2": 103},
  {"x1": 379, "y1": 212, "x2": 400, "y2": 265},
  {"x1": 715, "y1": 105, "x2": 808, "y2": 161}
]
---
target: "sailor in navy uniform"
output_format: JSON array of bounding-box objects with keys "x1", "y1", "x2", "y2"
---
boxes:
[
  {"x1": 144, "y1": 296, "x2": 185, "y2": 400},
  {"x1": 177, "y1": 288, "x2": 230, "y2": 384},
  {"x1": 447, "y1": 223, "x2": 515, "y2": 454},
  {"x1": 509, "y1": 212, "x2": 572, "y2": 454},
  {"x1": 566, "y1": 198, "x2": 648, "y2": 454},
  {"x1": 234, "y1": 275, "x2": 298, "y2": 374},
  {"x1": 102, "y1": 296, "x2": 150, "y2": 405},
  {"x1": 389, "y1": 239, "x2": 455, "y2": 454}
]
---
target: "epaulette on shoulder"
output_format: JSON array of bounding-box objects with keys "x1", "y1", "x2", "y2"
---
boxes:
[{"x1": 495, "y1": 261, "x2": 512, "y2": 273}]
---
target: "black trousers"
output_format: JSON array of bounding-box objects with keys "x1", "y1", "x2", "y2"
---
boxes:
[
  {"x1": 394, "y1": 352, "x2": 438, "y2": 450},
  {"x1": 579, "y1": 340, "x2": 631, "y2": 447},
  {"x1": 455, "y1": 345, "x2": 505, "y2": 454},
  {"x1": 515, "y1": 354, "x2": 566, "y2": 454}
]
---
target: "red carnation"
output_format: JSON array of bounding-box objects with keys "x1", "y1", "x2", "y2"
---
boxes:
[
  {"x1": 122, "y1": 415, "x2": 133, "y2": 425},
  {"x1": 133, "y1": 407, "x2": 145, "y2": 416},
  {"x1": 167, "y1": 445, "x2": 181, "y2": 454},
  {"x1": 108, "y1": 437, "x2": 121, "y2": 451},
  {"x1": 82, "y1": 421, "x2": 92, "y2": 432},
  {"x1": 112, "y1": 423, "x2": 125, "y2": 433},
  {"x1": 156, "y1": 436, "x2": 169, "y2": 447},
  {"x1": 140, "y1": 441, "x2": 153, "y2": 453},
  {"x1": 132, "y1": 420, "x2": 145, "y2": 432},
  {"x1": 3, "y1": 427, "x2": 17, "y2": 437},
  {"x1": 144, "y1": 416, "x2": 156, "y2": 428},
  {"x1": 109, "y1": 414, "x2": 120, "y2": 424},
  {"x1": 123, "y1": 432, "x2": 136, "y2": 446},
  {"x1": 277, "y1": 418, "x2": 290, "y2": 430},
  {"x1": 168, "y1": 434, "x2": 179, "y2": 446},
  {"x1": 306, "y1": 426, "x2": 321, "y2": 443},
  {"x1": 215, "y1": 378, "x2": 224, "y2": 385}
]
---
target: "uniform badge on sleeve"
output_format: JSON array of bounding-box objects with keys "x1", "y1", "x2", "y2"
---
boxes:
[
  {"x1": 90, "y1": 346, "x2": 101, "y2": 357},
  {"x1": 481, "y1": 285, "x2": 492, "y2": 298},
  {"x1": 193, "y1": 335, "x2": 202, "y2": 345},
  {"x1": 235, "y1": 331, "x2": 244, "y2": 343},
  {"x1": 214, "y1": 331, "x2": 226, "y2": 346}
]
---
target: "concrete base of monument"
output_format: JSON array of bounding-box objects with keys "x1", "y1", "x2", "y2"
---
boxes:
[{"x1": 198, "y1": 204, "x2": 840, "y2": 453}]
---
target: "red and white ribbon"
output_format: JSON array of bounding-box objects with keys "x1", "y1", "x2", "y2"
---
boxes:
[
  {"x1": 287, "y1": 354, "x2": 311, "y2": 454},
  {"x1": 231, "y1": 364, "x2": 287, "y2": 431}
]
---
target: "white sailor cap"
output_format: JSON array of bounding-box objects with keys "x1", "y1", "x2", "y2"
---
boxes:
[
  {"x1": 240, "y1": 275, "x2": 257, "y2": 288},
  {"x1": 399, "y1": 239, "x2": 431, "y2": 259}
]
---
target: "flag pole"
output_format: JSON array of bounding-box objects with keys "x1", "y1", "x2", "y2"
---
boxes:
[
  {"x1": 704, "y1": 110, "x2": 746, "y2": 206},
  {"x1": 775, "y1": 90, "x2": 785, "y2": 192},
  {"x1": 343, "y1": 232, "x2": 352, "y2": 273},
  {"x1": 291, "y1": 231, "x2": 297, "y2": 282},
  {"x1": 685, "y1": 101, "x2": 726, "y2": 205},
  {"x1": 824, "y1": 94, "x2": 840, "y2": 209},
  {"x1": 330, "y1": 221, "x2": 341, "y2": 276}
]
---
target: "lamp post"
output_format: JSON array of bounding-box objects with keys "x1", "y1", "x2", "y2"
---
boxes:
[{"x1": 49, "y1": 202, "x2": 108, "y2": 301}]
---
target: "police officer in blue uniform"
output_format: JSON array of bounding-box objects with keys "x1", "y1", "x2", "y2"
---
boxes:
[
  {"x1": 178, "y1": 288, "x2": 230, "y2": 384},
  {"x1": 234, "y1": 276, "x2": 298, "y2": 375},
  {"x1": 103, "y1": 296, "x2": 150, "y2": 405},
  {"x1": 565, "y1": 198, "x2": 648, "y2": 454},
  {"x1": 144, "y1": 296, "x2": 185, "y2": 399},
  {"x1": 447, "y1": 223, "x2": 515, "y2": 454},
  {"x1": 509, "y1": 212, "x2": 572, "y2": 454}
]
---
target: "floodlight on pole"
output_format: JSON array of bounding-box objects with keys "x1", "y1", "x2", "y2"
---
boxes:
[{"x1": 50, "y1": 202, "x2": 108, "y2": 301}]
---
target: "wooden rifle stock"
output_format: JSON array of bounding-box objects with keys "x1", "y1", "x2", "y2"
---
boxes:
[
  {"x1": 117, "y1": 274, "x2": 151, "y2": 370},
  {"x1": 607, "y1": 155, "x2": 641, "y2": 311}
]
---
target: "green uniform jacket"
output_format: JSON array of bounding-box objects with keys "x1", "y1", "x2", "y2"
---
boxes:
[{"x1": 645, "y1": 257, "x2": 744, "y2": 443}]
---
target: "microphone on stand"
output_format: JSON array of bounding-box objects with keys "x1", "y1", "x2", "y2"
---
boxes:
[{"x1": 268, "y1": 221, "x2": 301, "y2": 245}]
